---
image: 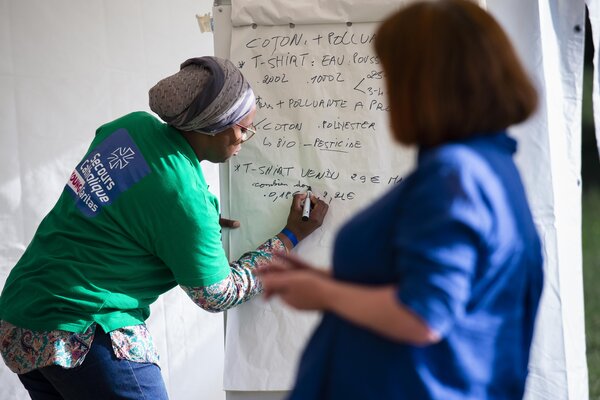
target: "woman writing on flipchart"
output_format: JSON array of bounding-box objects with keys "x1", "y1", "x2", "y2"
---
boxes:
[
  {"x1": 0, "y1": 56, "x2": 328, "y2": 399},
  {"x1": 258, "y1": 1, "x2": 543, "y2": 399}
]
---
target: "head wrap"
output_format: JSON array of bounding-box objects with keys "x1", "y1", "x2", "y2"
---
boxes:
[{"x1": 148, "y1": 56, "x2": 255, "y2": 135}]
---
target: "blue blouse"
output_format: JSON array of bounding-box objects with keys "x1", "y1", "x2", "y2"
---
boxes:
[{"x1": 289, "y1": 132, "x2": 543, "y2": 400}]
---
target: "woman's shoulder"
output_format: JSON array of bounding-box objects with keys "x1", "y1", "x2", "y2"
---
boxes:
[
  {"x1": 421, "y1": 141, "x2": 480, "y2": 168},
  {"x1": 418, "y1": 136, "x2": 511, "y2": 186},
  {"x1": 100, "y1": 111, "x2": 166, "y2": 130},
  {"x1": 420, "y1": 133, "x2": 513, "y2": 169},
  {"x1": 92, "y1": 112, "x2": 202, "y2": 192},
  {"x1": 117, "y1": 111, "x2": 160, "y2": 123},
  {"x1": 404, "y1": 140, "x2": 502, "y2": 217}
]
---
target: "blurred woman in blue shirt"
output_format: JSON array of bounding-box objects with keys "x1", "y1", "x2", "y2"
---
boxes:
[{"x1": 258, "y1": 1, "x2": 543, "y2": 399}]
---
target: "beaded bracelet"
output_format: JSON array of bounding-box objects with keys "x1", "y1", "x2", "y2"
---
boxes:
[{"x1": 280, "y1": 228, "x2": 299, "y2": 247}]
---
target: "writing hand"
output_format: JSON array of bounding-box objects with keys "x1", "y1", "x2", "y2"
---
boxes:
[
  {"x1": 219, "y1": 217, "x2": 241, "y2": 229},
  {"x1": 280, "y1": 192, "x2": 328, "y2": 246}
]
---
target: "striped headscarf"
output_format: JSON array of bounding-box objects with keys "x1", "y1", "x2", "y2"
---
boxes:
[{"x1": 149, "y1": 56, "x2": 255, "y2": 135}]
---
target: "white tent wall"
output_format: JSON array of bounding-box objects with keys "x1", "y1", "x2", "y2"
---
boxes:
[
  {"x1": 0, "y1": 1, "x2": 225, "y2": 399},
  {"x1": 487, "y1": 1, "x2": 588, "y2": 399},
  {"x1": 588, "y1": 0, "x2": 600, "y2": 162}
]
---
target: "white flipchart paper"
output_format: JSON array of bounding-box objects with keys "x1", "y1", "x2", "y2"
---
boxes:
[{"x1": 223, "y1": 22, "x2": 416, "y2": 390}]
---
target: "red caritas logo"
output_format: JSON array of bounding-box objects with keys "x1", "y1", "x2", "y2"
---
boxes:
[{"x1": 67, "y1": 170, "x2": 85, "y2": 194}]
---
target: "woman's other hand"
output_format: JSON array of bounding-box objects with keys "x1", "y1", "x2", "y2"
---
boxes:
[
  {"x1": 256, "y1": 253, "x2": 331, "y2": 310},
  {"x1": 219, "y1": 216, "x2": 240, "y2": 229},
  {"x1": 257, "y1": 254, "x2": 440, "y2": 344}
]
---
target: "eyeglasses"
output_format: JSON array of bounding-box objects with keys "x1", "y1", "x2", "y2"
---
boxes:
[{"x1": 234, "y1": 123, "x2": 257, "y2": 144}]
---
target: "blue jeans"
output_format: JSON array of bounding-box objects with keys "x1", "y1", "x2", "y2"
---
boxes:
[{"x1": 18, "y1": 327, "x2": 168, "y2": 400}]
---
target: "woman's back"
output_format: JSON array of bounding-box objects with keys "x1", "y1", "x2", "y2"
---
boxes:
[{"x1": 288, "y1": 132, "x2": 543, "y2": 400}]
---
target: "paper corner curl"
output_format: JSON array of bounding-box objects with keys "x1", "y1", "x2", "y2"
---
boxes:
[{"x1": 196, "y1": 13, "x2": 214, "y2": 33}]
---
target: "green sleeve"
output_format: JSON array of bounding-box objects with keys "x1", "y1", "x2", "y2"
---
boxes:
[{"x1": 150, "y1": 179, "x2": 231, "y2": 287}]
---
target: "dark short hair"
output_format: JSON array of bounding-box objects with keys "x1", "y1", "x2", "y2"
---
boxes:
[{"x1": 374, "y1": 0, "x2": 538, "y2": 147}]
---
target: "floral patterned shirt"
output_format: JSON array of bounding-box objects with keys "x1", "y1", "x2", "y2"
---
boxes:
[{"x1": 0, "y1": 236, "x2": 284, "y2": 374}]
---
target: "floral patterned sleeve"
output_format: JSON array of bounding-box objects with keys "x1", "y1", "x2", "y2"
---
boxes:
[{"x1": 181, "y1": 235, "x2": 286, "y2": 312}]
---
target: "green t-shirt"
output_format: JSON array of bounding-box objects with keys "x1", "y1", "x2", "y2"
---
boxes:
[{"x1": 0, "y1": 112, "x2": 231, "y2": 333}]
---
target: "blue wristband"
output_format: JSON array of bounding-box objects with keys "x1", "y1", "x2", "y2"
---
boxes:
[{"x1": 280, "y1": 228, "x2": 299, "y2": 247}]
